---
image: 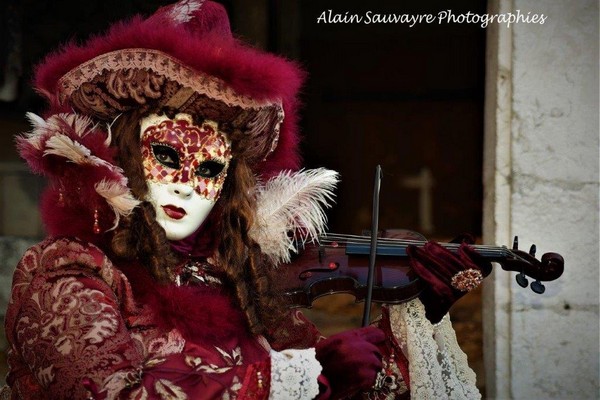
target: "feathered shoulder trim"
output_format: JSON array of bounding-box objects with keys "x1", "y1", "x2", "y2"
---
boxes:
[{"x1": 17, "y1": 112, "x2": 140, "y2": 240}]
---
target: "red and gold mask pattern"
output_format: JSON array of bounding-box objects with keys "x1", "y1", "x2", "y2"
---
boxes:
[{"x1": 140, "y1": 115, "x2": 232, "y2": 201}]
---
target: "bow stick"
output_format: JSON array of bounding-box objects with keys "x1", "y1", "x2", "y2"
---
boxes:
[{"x1": 362, "y1": 165, "x2": 382, "y2": 327}]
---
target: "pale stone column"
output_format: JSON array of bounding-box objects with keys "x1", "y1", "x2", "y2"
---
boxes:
[{"x1": 483, "y1": 0, "x2": 599, "y2": 399}]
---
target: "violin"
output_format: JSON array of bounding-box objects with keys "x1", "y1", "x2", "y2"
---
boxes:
[
  {"x1": 277, "y1": 229, "x2": 565, "y2": 309},
  {"x1": 276, "y1": 165, "x2": 564, "y2": 326}
]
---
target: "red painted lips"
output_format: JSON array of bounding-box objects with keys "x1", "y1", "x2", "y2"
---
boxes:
[{"x1": 162, "y1": 205, "x2": 186, "y2": 220}]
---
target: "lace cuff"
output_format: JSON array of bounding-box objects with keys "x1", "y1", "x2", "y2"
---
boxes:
[
  {"x1": 389, "y1": 299, "x2": 480, "y2": 399},
  {"x1": 269, "y1": 348, "x2": 322, "y2": 399}
]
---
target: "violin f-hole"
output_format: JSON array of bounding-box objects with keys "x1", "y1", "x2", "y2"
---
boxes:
[{"x1": 298, "y1": 263, "x2": 340, "y2": 280}]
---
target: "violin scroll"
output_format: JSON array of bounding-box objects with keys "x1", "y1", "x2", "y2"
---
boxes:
[
  {"x1": 499, "y1": 236, "x2": 564, "y2": 294},
  {"x1": 541, "y1": 252, "x2": 565, "y2": 278}
]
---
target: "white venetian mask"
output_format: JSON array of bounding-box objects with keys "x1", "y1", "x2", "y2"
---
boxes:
[{"x1": 139, "y1": 113, "x2": 232, "y2": 240}]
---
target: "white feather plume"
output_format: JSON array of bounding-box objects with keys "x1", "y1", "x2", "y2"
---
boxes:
[
  {"x1": 23, "y1": 113, "x2": 99, "y2": 154},
  {"x1": 44, "y1": 134, "x2": 115, "y2": 170},
  {"x1": 25, "y1": 111, "x2": 46, "y2": 129},
  {"x1": 250, "y1": 168, "x2": 339, "y2": 266},
  {"x1": 63, "y1": 113, "x2": 95, "y2": 137},
  {"x1": 105, "y1": 115, "x2": 122, "y2": 148},
  {"x1": 44, "y1": 133, "x2": 94, "y2": 163},
  {"x1": 95, "y1": 180, "x2": 141, "y2": 230},
  {"x1": 44, "y1": 113, "x2": 95, "y2": 138},
  {"x1": 23, "y1": 112, "x2": 48, "y2": 150}
]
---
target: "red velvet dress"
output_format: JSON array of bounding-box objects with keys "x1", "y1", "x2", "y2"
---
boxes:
[{"x1": 3, "y1": 237, "x2": 411, "y2": 399}]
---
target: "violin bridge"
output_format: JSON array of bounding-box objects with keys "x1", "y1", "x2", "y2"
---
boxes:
[{"x1": 318, "y1": 245, "x2": 325, "y2": 263}]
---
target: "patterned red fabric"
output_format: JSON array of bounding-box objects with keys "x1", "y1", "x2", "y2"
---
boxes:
[
  {"x1": 238, "y1": 359, "x2": 271, "y2": 400},
  {"x1": 267, "y1": 309, "x2": 324, "y2": 351},
  {"x1": 4, "y1": 238, "x2": 272, "y2": 399},
  {"x1": 4, "y1": 237, "x2": 412, "y2": 399}
]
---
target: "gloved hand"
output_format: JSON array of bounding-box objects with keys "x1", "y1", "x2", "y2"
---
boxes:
[
  {"x1": 407, "y1": 237, "x2": 492, "y2": 324},
  {"x1": 315, "y1": 326, "x2": 385, "y2": 400}
]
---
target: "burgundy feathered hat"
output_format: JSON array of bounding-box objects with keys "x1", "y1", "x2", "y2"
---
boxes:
[
  {"x1": 33, "y1": 0, "x2": 303, "y2": 175},
  {"x1": 19, "y1": 0, "x2": 305, "y2": 239}
]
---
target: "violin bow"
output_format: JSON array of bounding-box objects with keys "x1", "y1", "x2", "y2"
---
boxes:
[{"x1": 362, "y1": 165, "x2": 383, "y2": 327}]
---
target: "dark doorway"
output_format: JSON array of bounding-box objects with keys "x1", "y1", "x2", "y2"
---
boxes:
[{"x1": 273, "y1": 0, "x2": 487, "y2": 239}]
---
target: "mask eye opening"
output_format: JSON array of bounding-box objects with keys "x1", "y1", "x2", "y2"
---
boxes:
[
  {"x1": 196, "y1": 160, "x2": 226, "y2": 179},
  {"x1": 151, "y1": 143, "x2": 181, "y2": 169}
]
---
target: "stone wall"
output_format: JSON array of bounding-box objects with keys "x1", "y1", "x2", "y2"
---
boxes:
[{"x1": 483, "y1": 0, "x2": 599, "y2": 398}]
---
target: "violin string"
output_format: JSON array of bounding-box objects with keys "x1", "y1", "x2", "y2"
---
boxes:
[
  {"x1": 320, "y1": 233, "x2": 504, "y2": 250},
  {"x1": 324, "y1": 235, "x2": 509, "y2": 252},
  {"x1": 319, "y1": 233, "x2": 511, "y2": 257},
  {"x1": 315, "y1": 233, "x2": 535, "y2": 272}
]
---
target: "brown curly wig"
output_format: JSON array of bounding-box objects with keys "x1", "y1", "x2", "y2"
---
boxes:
[{"x1": 109, "y1": 108, "x2": 285, "y2": 337}]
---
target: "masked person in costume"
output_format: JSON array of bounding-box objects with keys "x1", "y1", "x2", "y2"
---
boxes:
[{"x1": 2, "y1": 1, "x2": 491, "y2": 399}]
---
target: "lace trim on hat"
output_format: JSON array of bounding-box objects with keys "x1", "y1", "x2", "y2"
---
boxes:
[
  {"x1": 58, "y1": 48, "x2": 280, "y2": 111},
  {"x1": 389, "y1": 299, "x2": 480, "y2": 399},
  {"x1": 269, "y1": 348, "x2": 321, "y2": 400}
]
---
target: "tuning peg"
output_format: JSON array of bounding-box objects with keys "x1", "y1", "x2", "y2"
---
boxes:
[
  {"x1": 531, "y1": 280, "x2": 545, "y2": 294},
  {"x1": 516, "y1": 272, "x2": 529, "y2": 288},
  {"x1": 512, "y1": 236, "x2": 519, "y2": 250},
  {"x1": 529, "y1": 244, "x2": 537, "y2": 257}
]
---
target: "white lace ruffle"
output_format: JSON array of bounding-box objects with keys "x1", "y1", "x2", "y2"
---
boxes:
[
  {"x1": 389, "y1": 299, "x2": 480, "y2": 400},
  {"x1": 269, "y1": 348, "x2": 322, "y2": 400}
]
